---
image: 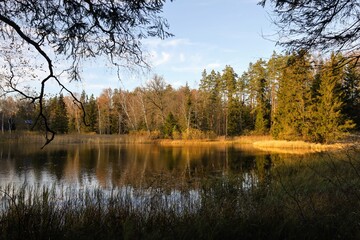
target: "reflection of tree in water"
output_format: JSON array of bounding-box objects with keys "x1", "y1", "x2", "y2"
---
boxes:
[
  {"x1": 64, "y1": 146, "x2": 79, "y2": 182},
  {"x1": 95, "y1": 145, "x2": 109, "y2": 187},
  {"x1": 227, "y1": 146, "x2": 256, "y2": 173},
  {"x1": 0, "y1": 144, "x2": 327, "y2": 194},
  {"x1": 255, "y1": 154, "x2": 272, "y2": 186},
  {"x1": 48, "y1": 149, "x2": 67, "y2": 181}
]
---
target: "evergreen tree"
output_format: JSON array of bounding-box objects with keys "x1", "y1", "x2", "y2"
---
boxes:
[
  {"x1": 342, "y1": 63, "x2": 360, "y2": 130},
  {"x1": 198, "y1": 69, "x2": 222, "y2": 133},
  {"x1": 227, "y1": 98, "x2": 242, "y2": 136},
  {"x1": 222, "y1": 65, "x2": 242, "y2": 136},
  {"x1": 267, "y1": 52, "x2": 286, "y2": 128},
  {"x1": 238, "y1": 72, "x2": 255, "y2": 132},
  {"x1": 247, "y1": 59, "x2": 271, "y2": 134},
  {"x1": 309, "y1": 55, "x2": 355, "y2": 143},
  {"x1": 111, "y1": 89, "x2": 127, "y2": 134},
  {"x1": 183, "y1": 83, "x2": 197, "y2": 130},
  {"x1": 86, "y1": 94, "x2": 98, "y2": 133},
  {"x1": 271, "y1": 52, "x2": 313, "y2": 140},
  {"x1": 16, "y1": 100, "x2": 36, "y2": 131},
  {"x1": 163, "y1": 112, "x2": 180, "y2": 138},
  {"x1": 52, "y1": 94, "x2": 69, "y2": 134}
]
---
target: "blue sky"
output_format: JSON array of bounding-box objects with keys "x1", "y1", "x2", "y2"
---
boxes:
[{"x1": 76, "y1": 0, "x2": 280, "y2": 96}]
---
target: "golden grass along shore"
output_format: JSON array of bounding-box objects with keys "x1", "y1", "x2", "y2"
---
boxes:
[
  {"x1": 156, "y1": 135, "x2": 273, "y2": 145},
  {"x1": 253, "y1": 140, "x2": 347, "y2": 151},
  {"x1": 157, "y1": 135, "x2": 356, "y2": 154},
  {"x1": 1, "y1": 132, "x2": 357, "y2": 154}
]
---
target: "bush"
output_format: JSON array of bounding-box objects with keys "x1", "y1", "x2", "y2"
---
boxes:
[{"x1": 182, "y1": 128, "x2": 207, "y2": 140}]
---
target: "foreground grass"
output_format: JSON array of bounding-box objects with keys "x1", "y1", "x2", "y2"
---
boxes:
[{"x1": 1, "y1": 148, "x2": 360, "y2": 239}]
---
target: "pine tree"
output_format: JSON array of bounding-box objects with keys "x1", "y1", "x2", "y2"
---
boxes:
[
  {"x1": 247, "y1": 59, "x2": 271, "y2": 134},
  {"x1": 267, "y1": 52, "x2": 285, "y2": 128},
  {"x1": 198, "y1": 69, "x2": 222, "y2": 133},
  {"x1": 238, "y1": 72, "x2": 255, "y2": 132},
  {"x1": 222, "y1": 65, "x2": 242, "y2": 136},
  {"x1": 227, "y1": 98, "x2": 242, "y2": 136}
]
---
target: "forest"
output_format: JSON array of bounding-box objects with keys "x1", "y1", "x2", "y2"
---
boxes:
[{"x1": 1, "y1": 51, "x2": 360, "y2": 144}]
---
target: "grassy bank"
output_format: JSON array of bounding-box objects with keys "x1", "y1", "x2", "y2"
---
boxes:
[
  {"x1": 252, "y1": 139, "x2": 347, "y2": 154},
  {"x1": 156, "y1": 135, "x2": 273, "y2": 146},
  {"x1": 155, "y1": 135, "x2": 354, "y2": 154},
  {"x1": 1, "y1": 132, "x2": 356, "y2": 154},
  {"x1": 1, "y1": 148, "x2": 360, "y2": 239},
  {"x1": 0, "y1": 132, "x2": 154, "y2": 145}
]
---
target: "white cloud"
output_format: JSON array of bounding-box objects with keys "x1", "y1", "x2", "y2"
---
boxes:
[
  {"x1": 179, "y1": 53, "x2": 186, "y2": 62},
  {"x1": 151, "y1": 51, "x2": 171, "y2": 66}
]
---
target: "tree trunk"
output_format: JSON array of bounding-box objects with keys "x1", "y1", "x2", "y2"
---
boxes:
[
  {"x1": 1, "y1": 112, "x2": 4, "y2": 134},
  {"x1": 118, "y1": 113, "x2": 122, "y2": 134},
  {"x1": 8, "y1": 118, "x2": 12, "y2": 134},
  {"x1": 139, "y1": 92, "x2": 150, "y2": 135},
  {"x1": 97, "y1": 103, "x2": 102, "y2": 134}
]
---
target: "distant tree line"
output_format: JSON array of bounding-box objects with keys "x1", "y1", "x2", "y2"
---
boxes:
[{"x1": 1, "y1": 52, "x2": 359, "y2": 143}]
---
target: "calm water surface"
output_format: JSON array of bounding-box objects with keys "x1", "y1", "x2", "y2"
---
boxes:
[
  {"x1": 0, "y1": 142, "x2": 276, "y2": 190},
  {"x1": 1, "y1": 142, "x2": 334, "y2": 212}
]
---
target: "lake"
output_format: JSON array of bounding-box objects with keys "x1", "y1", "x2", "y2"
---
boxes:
[
  {"x1": 1, "y1": 141, "x2": 360, "y2": 239},
  {"x1": 0, "y1": 141, "x2": 354, "y2": 212},
  {"x1": 0, "y1": 142, "x2": 275, "y2": 213},
  {"x1": 0, "y1": 142, "x2": 276, "y2": 190}
]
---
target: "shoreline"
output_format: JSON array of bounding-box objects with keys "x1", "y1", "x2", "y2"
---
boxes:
[
  {"x1": 0, "y1": 132, "x2": 357, "y2": 153},
  {"x1": 156, "y1": 136, "x2": 355, "y2": 154}
]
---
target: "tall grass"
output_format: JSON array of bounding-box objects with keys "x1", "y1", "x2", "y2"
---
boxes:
[
  {"x1": 1, "y1": 132, "x2": 154, "y2": 145},
  {"x1": 253, "y1": 139, "x2": 346, "y2": 151},
  {"x1": 1, "y1": 149, "x2": 360, "y2": 239}
]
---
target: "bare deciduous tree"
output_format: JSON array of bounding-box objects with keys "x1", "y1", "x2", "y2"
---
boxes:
[{"x1": 0, "y1": 0, "x2": 172, "y2": 146}]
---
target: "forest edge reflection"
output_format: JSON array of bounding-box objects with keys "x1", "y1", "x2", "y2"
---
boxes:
[{"x1": 0, "y1": 143, "x2": 273, "y2": 189}]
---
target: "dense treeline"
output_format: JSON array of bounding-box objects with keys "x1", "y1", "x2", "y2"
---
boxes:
[{"x1": 1, "y1": 52, "x2": 359, "y2": 143}]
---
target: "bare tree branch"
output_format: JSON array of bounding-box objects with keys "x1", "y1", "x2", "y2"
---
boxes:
[
  {"x1": 260, "y1": 0, "x2": 360, "y2": 61},
  {"x1": 0, "y1": 0, "x2": 172, "y2": 146}
]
